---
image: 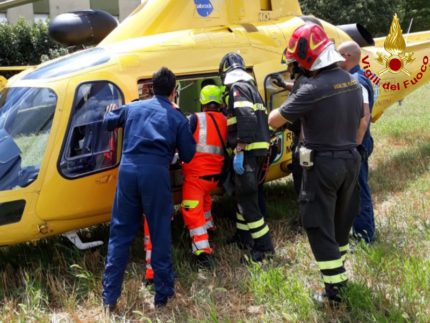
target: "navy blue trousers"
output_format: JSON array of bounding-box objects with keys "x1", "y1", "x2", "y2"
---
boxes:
[
  {"x1": 353, "y1": 136, "x2": 375, "y2": 242},
  {"x1": 102, "y1": 163, "x2": 174, "y2": 306}
]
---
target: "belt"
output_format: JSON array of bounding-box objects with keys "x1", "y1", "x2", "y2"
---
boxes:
[
  {"x1": 314, "y1": 149, "x2": 357, "y2": 158},
  {"x1": 199, "y1": 174, "x2": 221, "y2": 181}
]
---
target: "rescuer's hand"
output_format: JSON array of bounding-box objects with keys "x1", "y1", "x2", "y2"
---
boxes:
[
  {"x1": 171, "y1": 152, "x2": 179, "y2": 164},
  {"x1": 272, "y1": 74, "x2": 287, "y2": 89},
  {"x1": 105, "y1": 103, "x2": 118, "y2": 113},
  {"x1": 233, "y1": 151, "x2": 245, "y2": 175}
]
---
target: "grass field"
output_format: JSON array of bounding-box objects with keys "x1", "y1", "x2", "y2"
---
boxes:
[{"x1": 1, "y1": 83, "x2": 430, "y2": 322}]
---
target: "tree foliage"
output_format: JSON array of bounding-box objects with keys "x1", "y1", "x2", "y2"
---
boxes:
[
  {"x1": 0, "y1": 18, "x2": 67, "y2": 77},
  {"x1": 402, "y1": 0, "x2": 430, "y2": 34},
  {"x1": 299, "y1": 0, "x2": 429, "y2": 37}
]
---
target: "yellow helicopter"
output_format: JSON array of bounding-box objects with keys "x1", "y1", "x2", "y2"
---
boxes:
[{"x1": 1, "y1": 0, "x2": 429, "y2": 247}]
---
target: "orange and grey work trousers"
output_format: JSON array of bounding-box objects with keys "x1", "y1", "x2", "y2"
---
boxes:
[
  {"x1": 143, "y1": 217, "x2": 153, "y2": 281},
  {"x1": 143, "y1": 175, "x2": 217, "y2": 278},
  {"x1": 181, "y1": 175, "x2": 218, "y2": 254}
]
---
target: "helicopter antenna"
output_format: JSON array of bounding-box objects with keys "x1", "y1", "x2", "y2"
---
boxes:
[{"x1": 405, "y1": 17, "x2": 414, "y2": 44}]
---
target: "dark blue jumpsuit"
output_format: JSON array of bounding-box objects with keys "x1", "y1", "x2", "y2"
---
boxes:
[
  {"x1": 351, "y1": 65, "x2": 375, "y2": 243},
  {"x1": 102, "y1": 95, "x2": 196, "y2": 306}
]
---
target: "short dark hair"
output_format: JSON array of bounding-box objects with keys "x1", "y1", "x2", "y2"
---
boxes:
[{"x1": 152, "y1": 67, "x2": 176, "y2": 96}]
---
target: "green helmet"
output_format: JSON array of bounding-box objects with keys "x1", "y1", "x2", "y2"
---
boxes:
[{"x1": 200, "y1": 85, "x2": 223, "y2": 105}]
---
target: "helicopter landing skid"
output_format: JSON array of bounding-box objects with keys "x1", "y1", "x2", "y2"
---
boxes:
[{"x1": 63, "y1": 231, "x2": 104, "y2": 250}]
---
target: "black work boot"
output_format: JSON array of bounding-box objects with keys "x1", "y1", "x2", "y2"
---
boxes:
[
  {"x1": 249, "y1": 248, "x2": 275, "y2": 262},
  {"x1": 240, "y1": 234, "x2": 275, "y2": 264},
  {"x1": 251, "y1": 233, "x2": 275, "y2": 261},
  {"x1": 154, "y1": 293, "x2": 175, "y2": 308},
  {"x1": 192, "y1": 252, "x2": 215, "y2": 270},
  {"x1": 325, "y1": 282, "x2": 346, "y2": 303},
  {"x1": 314, "y1": 282, "x2": 347, "y2": 308},
  {"x1": 102, "y1": 303, "x2": 117, "y2": 315},
  {"x1": 226, "y1": 230, "x2": 254, "y2": 250},
  {"x1": 143, "y1": 277, "x2": 154, "y2": 287}
]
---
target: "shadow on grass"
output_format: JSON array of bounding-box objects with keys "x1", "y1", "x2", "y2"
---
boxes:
[{"x1": 371, "y1": 141, "x2": 430, "y2": 195}]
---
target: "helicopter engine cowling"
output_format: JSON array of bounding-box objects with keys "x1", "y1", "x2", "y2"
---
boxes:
[
  {"x1": 48, "y1": 10, "x2": 119, "y2": 47},
  {"x1": 337, "y1": 23, "x2": 375, "y2": 47}
]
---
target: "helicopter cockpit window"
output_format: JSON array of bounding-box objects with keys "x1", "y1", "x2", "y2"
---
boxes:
[
  {"x1": 59, "y1": 81, "x2": 123, "y2": 178},
  {"x1": 0, "y1": 87, "x2": 57, "y2": 191},
  {"x1": 264, "y1": 71, "x2": 291, "y2": 112}
]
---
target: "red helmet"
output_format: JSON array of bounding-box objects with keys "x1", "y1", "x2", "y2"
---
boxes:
[{"x1": 285, "y1": 23, "x2": 331, "y2": 71}]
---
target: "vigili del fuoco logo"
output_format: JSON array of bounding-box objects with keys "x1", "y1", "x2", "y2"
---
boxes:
[{"x1": 361, "y1": 14, "x2": 429, "y2": 91}]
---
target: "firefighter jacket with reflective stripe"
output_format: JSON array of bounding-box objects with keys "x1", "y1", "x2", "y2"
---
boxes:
[
  {"x1": 182, "y1": 111, "x2": 227, "y2": 177},
  {"x1": 226, "y1": 81, "x2": 270, "y2": 156}
]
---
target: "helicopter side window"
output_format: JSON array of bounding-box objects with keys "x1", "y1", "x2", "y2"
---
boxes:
[
  {"x1": 59, "y1": 81, "x2": 124, "y2": 178},
  {"x1": 264, "y1": 71, "x2": 291, "y2": 112},
  {"x1": 138, "y1": 75, "x2": 223, "y2": 115}
]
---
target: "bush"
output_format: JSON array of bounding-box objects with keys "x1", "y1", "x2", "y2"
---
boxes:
[{"x1": 0, "y1": 18, "x2": 68, "y2": 77}]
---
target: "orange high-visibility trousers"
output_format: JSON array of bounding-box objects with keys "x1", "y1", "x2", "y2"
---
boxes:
[
  {"x1": 181, "y1": 175, "x2": 218, "y2": 254},
  {"x1": 143, "y1": 217, "x2": 153, "y2": 280}
]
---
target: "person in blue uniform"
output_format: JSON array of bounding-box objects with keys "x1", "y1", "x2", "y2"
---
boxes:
[
  {"x1": 338, "y1": 41, "x2": 376, "y2": 243},
  {"x1": 102, "y1": 67, "x2": 196, "y2": 309}
]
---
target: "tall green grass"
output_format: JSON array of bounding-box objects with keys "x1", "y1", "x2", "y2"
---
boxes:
[{"x1": 1, "y1": 83, "x2": 429, "y2": 321}]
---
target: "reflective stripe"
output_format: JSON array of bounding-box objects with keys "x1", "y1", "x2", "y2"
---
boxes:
[
  {"x1": 196, "y1": 144, "x2": 223, "y2": 155},
  {"x1": 196, "y1": 112, "x2": 223, "y2": 156},
  {"x1": 236, "y1": 212, "x2": 245, "y2": 221},
  {"x1": 146, "y1": 250, "x2": 152, "y2": 262},
  {"x1": 192, "y1": 240, "x2": 210, "y2": 252},
  {"x1": 251, "y1": 225, "x2": 269, "y2": 239},
  {"x1": 317, "y1": 259, "x2": 343, "y2": 270},
  {"x1": 248, "y1": 218, "x2": 265, "y2": 229},
  {"x1": 205, "y1": 220, "x2": 214, "y2": 230},
  {"x1": 194, "y1": 249, "x2": 206, "y2": 256},
  {"x1": 341, "y1": 254, "x2": 347, "y2": 262},
  {"x1": 339, "y1": 244, "x2": 349, "y2": 252},
  {"x1": 227, "y1": 117, "x2": 237, "y2": 126},
  {"x1": 233, "y1": 101, "x2": 266, "y2": 112},
  {"x1": 234, "y1": 100, "x2": 253, "y2": 108},
  {"x1": 182, "y1": 200, "x2": 199, "y2": 209},
  {"x1": 236, "y1": 223, "x2": 249, "y2": 231},
  {"x1": 322, "y1": 272, "x2": 348, "y2": 284},
  {"x1": 204, "y1": 211, "x2": 212, "y2": 219},
  {"x1": 253, "y1": 103, "x2": 266, "y2": 112},
  {"x1": 197, "y1": 113, "x2": 208, "y2": 145},
  {"x1": 190, "y1": 226, "x2": 207, "y2": 237},
  {"x1": 245, "y1": 142, "x2": 270, "y2": 151},
  {"x1": 146, "y1": 264, "x2": 152, "y2": 269}
]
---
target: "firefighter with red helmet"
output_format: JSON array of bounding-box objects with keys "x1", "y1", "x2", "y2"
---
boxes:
[
  {"x1": 269, "y1": 23, "x2": 362, "y2": 304},
  {"x1": 181, "y1": 84, "x2": 227, "y2": 267},
  {"x1": 219, "y1": 52, "x2": 275, "y2": 262}
]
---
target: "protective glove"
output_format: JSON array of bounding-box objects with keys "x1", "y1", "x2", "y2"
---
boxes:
[
  {"x1": 271, "y1": 74, "x2": 287, "y2": 88},
  {"x1": 233, "y1": 151, "x2": 245, "y2": 175},
  {"x1": 170, "y1": 152, "x2": 179, "y2": 164}
]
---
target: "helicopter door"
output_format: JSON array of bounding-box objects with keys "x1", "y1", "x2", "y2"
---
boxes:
[{"x1": 253, "y1": 60, "x2": 293, "y2": 166}]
